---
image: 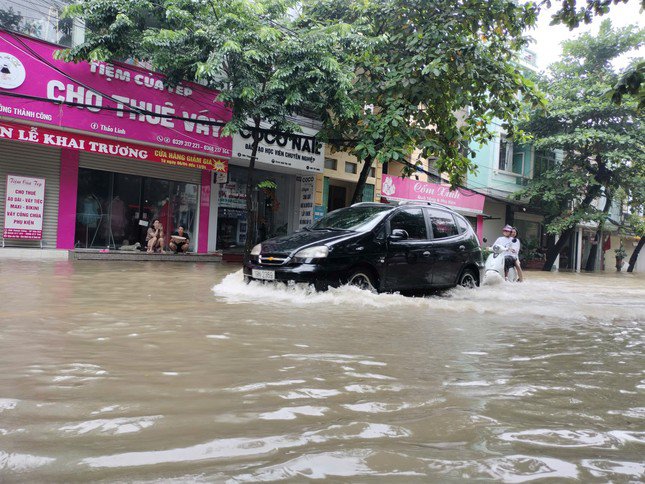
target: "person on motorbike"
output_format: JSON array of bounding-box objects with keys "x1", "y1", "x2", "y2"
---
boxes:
[
  {"x1": 492, "y1": 225, "x2": 516, "y2": 280},
  {"x1": 510, "y1": 227, "x2": 524, "y2": 282}
]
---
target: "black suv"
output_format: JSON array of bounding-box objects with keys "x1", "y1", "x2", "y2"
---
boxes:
[{"x1": 243, "y1": 202, "x2": 483, "y2": 292}]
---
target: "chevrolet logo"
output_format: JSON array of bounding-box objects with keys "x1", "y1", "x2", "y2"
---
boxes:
[{"x1": 266, "y1": 257, "x2": 275, "y2": 261}]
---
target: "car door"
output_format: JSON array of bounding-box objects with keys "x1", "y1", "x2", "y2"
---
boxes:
[
  {"x1": 383, "y1": 208, "x2": 434, "y2": 290},
  {"x1": 425, "y1": 208, "x2": 465, "y2": 286}
]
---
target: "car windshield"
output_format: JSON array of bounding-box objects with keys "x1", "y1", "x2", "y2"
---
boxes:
[{"x1": 310, "y1": 205, "x2": 392, "y2": 231}]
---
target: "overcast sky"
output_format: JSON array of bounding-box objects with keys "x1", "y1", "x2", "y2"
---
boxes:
[{"x1": 527, "y1": 1, "x2": 644, "y2": 72}]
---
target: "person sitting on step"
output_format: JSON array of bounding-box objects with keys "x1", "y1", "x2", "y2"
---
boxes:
[
  {"x1": 146, "y1": 219, "x2": 165, "y2": 253},
  {"x1": 169, "y1": 226, "x2": 190, "y2": 253}
]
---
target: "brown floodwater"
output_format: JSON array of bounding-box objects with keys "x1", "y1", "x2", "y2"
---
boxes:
[{"x1": 0, "y1": 260, "x2": 643, "y2": 482}]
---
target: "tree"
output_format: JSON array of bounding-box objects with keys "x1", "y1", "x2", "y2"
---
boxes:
[
  {"x1": 544, "y1": 0, "x2": 639, "y2": 29},
  {"x1": 616, "y1": 176, "x2": 645, "y2": 272},
  {"x1": 544, "y1": 1, "x2": 645, "y2": 113},
  {"x1": 63, "y1": 0, "x2": 355, "y2": 258},
  {"x1": 516, "y1": 20, "x2": 644, "y2": 271},
  {"x1": 624, "y1": 213, "x2": 645, "y2": 272},
  {"x1": 0, "y1": 7, "x2": 41, "y2": 37},
  {"x1": 0, "y1": 8, "x2": 24, "y2": 31},
  {"x1": 301, "y1": 0, "x2": 543, "y2": 204}
]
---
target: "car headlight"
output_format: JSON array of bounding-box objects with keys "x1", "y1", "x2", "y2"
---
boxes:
[
  {"x1": 250, "y1": 243, "x2": 262, "y2": 256},
  {"x1": 294, "y1": 245, "x2": 329, "y2": 260}
]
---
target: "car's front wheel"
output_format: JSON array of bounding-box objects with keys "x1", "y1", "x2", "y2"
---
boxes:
[
  {"x1": 347, "y1": 269, "x2": 378, "y2": 292},
  {"x1": 458, "y1": 269, "x2": 478, "y2": 288}
]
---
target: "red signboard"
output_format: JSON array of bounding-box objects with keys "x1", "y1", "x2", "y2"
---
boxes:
[{"x1": 0, "y1": 120, "x2": 228, "y2": 172}]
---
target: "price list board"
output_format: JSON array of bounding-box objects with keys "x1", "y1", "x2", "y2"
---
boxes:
[{"x1": 3, "y1": 175, "x2": 45, "y2": 240}]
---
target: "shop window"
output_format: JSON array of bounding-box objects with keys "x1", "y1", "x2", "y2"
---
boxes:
[
  {"x1": 75, "y1": 168, "x2": 197, "y2": 250},
  {"x1": 216, "y1": 165, "x2": 292, "y2": 251},
  {"x1": 345, "y1": 162, "x2": 358, "y2": 174},
  {"x1": 428, "y1": 209, "x2": 459, "y2": 238},
  {"x1": 389, "y1": 208, "x2": 427, "y2": 240},
  {"x1": 324, "y1": 158, "x2": 337, "y2": 170}
]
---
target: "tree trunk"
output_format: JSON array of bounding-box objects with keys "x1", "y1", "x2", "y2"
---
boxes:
[
  {"x1": 627, "y1": 237, "x2": 644, "y2": 273},
  {"x1": 543, "y1": 183, "x2": 603, "y2": 271},
  {"x1": 350, "y1": 155, "x2": 374, "y2": 206},
  {"x1": 584, "y1": 192, "x2": 612, "y2": 272},
  {"x1": 542, "y1": 227, "x2": 574, "y2": 271},
  {"x1": 243, "y1": 119, "x2": 262, "y2": 264},
  {"x1": 584, "y1": 230, "x2": 601, "y2": 272}
]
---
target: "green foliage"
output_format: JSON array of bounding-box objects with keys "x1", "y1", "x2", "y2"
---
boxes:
[
  {"x1": 544, "y1": 0, "x2": 636, "y2": 29},
  {"x1": 614, "y1": 245, "x2": 628, "y2": 259},
  {"x1": 0, "y1": 7, "x2": 42, "y2": 38},
  {"x1": 519, "y1": 238, "x2": 543, "y2": 261},
  {"x1": 300, "y1": 0, "x2": 544, "y2": 187},
  {"x1": 516, "y1": 20, "x2": 644, "y2": 236},
  {"x1": 623, "y1": 213, "x2": 645, "y2": 236},
  {"x1": 0, "y1": 7, "x2": 24, "y2": 31},
  {"x1": 608, "y1": 60, "x2": 644, "y2": 110},
  {"x1": 257, "y1": 180, "x2": 277, "y2": 190},
  {"x1": 62, "y1": 0, "x2": 356, "y2": 137}
]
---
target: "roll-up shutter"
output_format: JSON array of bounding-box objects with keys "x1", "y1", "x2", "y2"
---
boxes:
[
  {"x1": 79, "y1": 153, "x2": 202, "y2": 184},
  {"x1": 0, "y1": 140, "x2": 60, "y2": 248}
]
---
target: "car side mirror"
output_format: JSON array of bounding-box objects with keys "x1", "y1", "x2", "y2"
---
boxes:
[{"x1": 388, "y1": 229, "x2": 409, "y2": 241}]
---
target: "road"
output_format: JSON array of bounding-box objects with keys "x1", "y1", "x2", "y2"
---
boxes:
[{"x1": 0, "y1": 260, "x2": 643, "y2": 481}]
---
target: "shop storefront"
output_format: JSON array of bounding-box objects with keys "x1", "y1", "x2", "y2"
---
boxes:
[
  {"x1": 212, "y1": 124, "x2": 324, "y2": 255},
  {"x1": 0, "y1": 30, "x2": 231, "y2": 254},
  {"x1": 75, "y1": 154, "x2": 202, "y2": 249}
]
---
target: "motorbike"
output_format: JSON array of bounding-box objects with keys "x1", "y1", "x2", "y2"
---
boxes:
[{"x1": 483, "y1": 244, "x2": 518, "y2": 284}]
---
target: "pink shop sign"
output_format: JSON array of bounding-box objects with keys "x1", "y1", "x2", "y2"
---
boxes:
[
  {"x1": 0, "y1": 31, "x2": 232, "y2": 157},
  {"x1": 380, "y1": 175, "x2": 485, "y2": 214}
]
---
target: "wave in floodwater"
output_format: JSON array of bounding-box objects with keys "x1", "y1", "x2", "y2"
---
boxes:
[{"x1": 213, "y1": 270, "x2": 645, "y2": 323}]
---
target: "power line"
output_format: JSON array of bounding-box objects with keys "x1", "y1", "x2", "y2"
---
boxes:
[
  {"x1": 0, "y1": 89, "x2": 526, "y2": 206},
  {"x1": 2, "y1": 29, "x2": 233, "y2": 120},
  {"x1": 0, "y1": 90, "x2": 326, "y2": 143}
]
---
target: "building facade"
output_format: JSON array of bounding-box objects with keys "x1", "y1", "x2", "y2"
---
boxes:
[{"x1": 0, "y1": 29, "x2": 230, "y2": 255}]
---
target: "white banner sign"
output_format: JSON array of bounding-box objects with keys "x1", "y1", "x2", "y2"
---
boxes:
[
  {"x1": 3, "y1": 175, "x2": 45, "y2": 239},
  {"x1": 297, "y1": 175, "x2": 316, "y2": 230},
  {"x1": 232, "y1": 125, "x2": 324, "y2": 174}
]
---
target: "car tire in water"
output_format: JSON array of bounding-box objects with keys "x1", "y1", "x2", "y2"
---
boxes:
[
  {"x1": 347, "y1": 269, "x2": 378, "y2": 292},
  {"x1": 458, "y1": 269, "x2": 478, "y2": 288}
]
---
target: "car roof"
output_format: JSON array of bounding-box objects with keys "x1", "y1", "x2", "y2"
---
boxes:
[{"x1": 351, "y1": 200, "x2": 457, "y2": 213}]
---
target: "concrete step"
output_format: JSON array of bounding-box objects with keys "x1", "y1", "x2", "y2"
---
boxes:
[{"x1": 71, "y1": 249, "x2": 222, "y2": 262}]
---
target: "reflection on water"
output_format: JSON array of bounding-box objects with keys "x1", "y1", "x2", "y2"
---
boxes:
[{"x1": 0, "y1": 260, "x2": 643, "y2": 482}]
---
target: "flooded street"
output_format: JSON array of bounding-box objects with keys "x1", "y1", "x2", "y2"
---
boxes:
[{"x1": 0, "y1": 260, "x2": 643, "y2": 482}]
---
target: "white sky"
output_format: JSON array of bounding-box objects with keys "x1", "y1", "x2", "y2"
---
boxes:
[{"x1": 527, "y1": 1, "x2": 644, "y2": 72}]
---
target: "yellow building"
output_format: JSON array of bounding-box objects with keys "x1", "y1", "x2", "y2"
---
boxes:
[
  {"x1": 312, "y1": 147, "x2": 443, "y2": 219},
  {"x1": 313, "y1": 147, "x2": 381, "y2": 217}
]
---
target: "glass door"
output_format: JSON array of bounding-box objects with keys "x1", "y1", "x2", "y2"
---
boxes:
[
  {"x1": 76, "y1": 168, "x2": 199, "y2": 251},
  {"x1": 76, "y1": 168, "x2": 111, "y2": 248},
  {"x1": 142, "y1": 178, "x2": 198, "y2": 251},
  {"x1": 142, "y1": 178, "x2": 171, "y2": 246},
  {"x1": 110, "y1": 173, "x2": 142, "y2": 247}
]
